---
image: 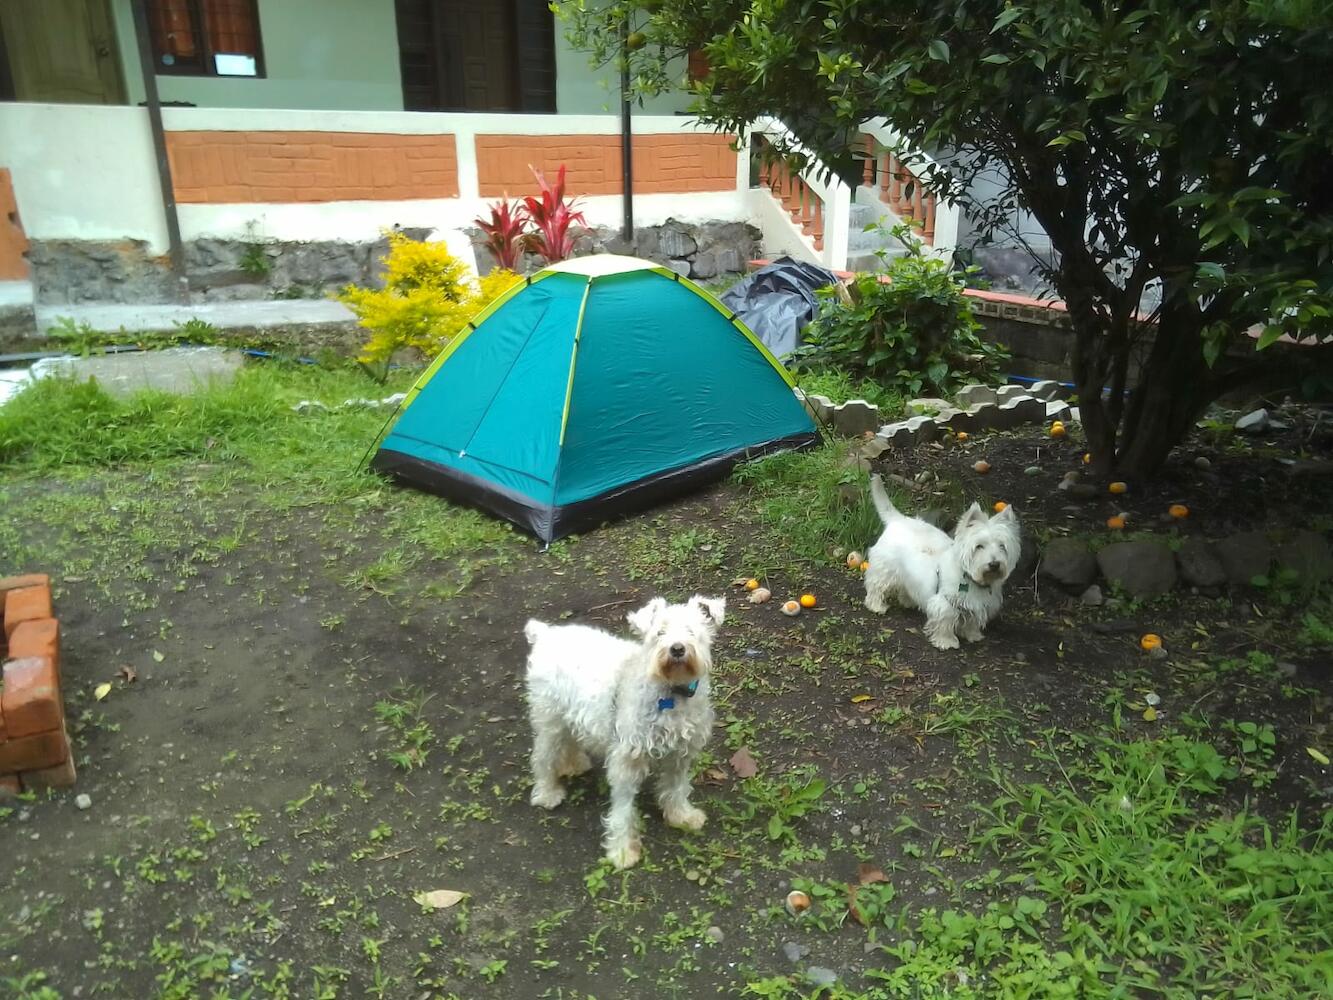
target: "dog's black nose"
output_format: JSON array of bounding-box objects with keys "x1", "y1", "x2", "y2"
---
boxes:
[
  {"x1": 988, "y1": 560, "x2": 1001, "y2": 572},
  {"x1": 669, "y1": 643, "x2": 686, "y2": 658}
]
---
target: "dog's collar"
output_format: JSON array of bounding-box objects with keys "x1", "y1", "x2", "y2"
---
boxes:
[{"x1": 657, "y1": 679, "x2": 699, "y2": 712}]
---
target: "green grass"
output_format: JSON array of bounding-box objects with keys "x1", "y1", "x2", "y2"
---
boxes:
[
  {"x1": 793, "y1": 367, "x2": 908, "y2": 416},
  {"x1": 732, "y1": 442, "x2": 893, "y2": 564}
]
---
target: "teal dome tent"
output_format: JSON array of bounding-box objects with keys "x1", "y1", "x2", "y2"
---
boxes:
[{"x1": 371, "y1": 254, "x2": 820, "y2": 542}]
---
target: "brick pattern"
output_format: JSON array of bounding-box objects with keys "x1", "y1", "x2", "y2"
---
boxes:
[
  {"x1": 0, "y1": 575, "x2": 75, "y2": 790},
  {"x1": 166, "y1": 131, "x2": 461, "y2": 204},
  {"x1": 0, "y1": 168, "x2": 29, "y2": 280},
  {"x1": 475, "y1": 133, "x2": 738, "y2": 197}
]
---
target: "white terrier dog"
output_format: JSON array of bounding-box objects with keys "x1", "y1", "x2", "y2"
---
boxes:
[
  {"x1": 523, "y1": 594, "x2": 724, "y2": 869},
  {"x1": 863, "y1": 474, "x2": 1020, "y2": 650}
]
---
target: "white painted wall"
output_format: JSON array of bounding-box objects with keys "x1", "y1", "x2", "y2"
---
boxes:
[
  {"x1": 1, "y1": 104, "x2": 750, "y2": 255},
  {"x1": 0, "y1": 103, "x2": 168, "y2": 249}
]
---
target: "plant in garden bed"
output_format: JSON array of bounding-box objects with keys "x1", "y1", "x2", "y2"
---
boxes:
[
  {"x1": 522, "y1": 164, "x2": 587, "y2": 264},
  {"x1": 790, "y1": 223, "x2": 1007, "y2": 397},
  {"x1": 474, "y1": 197, "x2": 529, "y2": 271},
  {"x1": 336, "y1": 230, "x2": 520, "y2": 379}
]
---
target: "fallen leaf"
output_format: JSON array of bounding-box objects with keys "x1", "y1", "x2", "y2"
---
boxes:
[
  {"x1": 705, "y1": 768, "x2": 729, "y2": 782},
  {"x1": 857, "y1": 863, "x2": 888, "y2": 885},
  {"x1": 94, "y1": 682, "x2": 112, "y2": 702},
  {"x1": 152, "y1": 650, "x2": 165, "y2": 663},
  {"x1": 414, "y1": 889, "x2": 467, "y2": 910},
  {"x1": 118, "y1": 665, "x2": 138, "y2": 683},
  {"x1": 850, "y1": 694, "x2": 873, "y2": 704},
  {"x1": 847, "y1": 884, "x2": 867, "y2": 926},
  {"x1": 1142, "y1": 707, "x2": 1158, "y2": 722},
  {"x1": 1307, "y1": 747, "x2": 1330, "y2": 766},
  {"x1": 729, "y1": 747, "x2": 758, "y2": 779},
  {"x1": 939, "y1": 847, "x2": 957, "y2": 858}
]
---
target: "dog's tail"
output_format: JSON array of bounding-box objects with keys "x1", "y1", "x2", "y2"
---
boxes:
[
  {"x1": 523, "y1": 619, "x2": 548, "y2": 646},
  {"x1": 869, "y1": 474, "x2": 902, "y2": 525}
]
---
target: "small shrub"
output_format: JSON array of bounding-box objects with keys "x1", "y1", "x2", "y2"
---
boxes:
[
  {"x1": 792, "y1": 223, "x2": 1007, "y2": 397},
  {"x1": 522, "y1": 165, "x2": 586, "y2": 264},
  {"x1": 336, "y1": 231, "x2": 520, "y2": 377},
  {"x1": 474, "y1": 198, "x2": 528, "y2": 270}
]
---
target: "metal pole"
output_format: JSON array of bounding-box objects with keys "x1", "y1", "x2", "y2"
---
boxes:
[
  {"x1": 130, "y1": 0, "x2": 188, "y2": 302},
  {"x1": 619, "y1": 16, "x2": 633, "y2": 242}
]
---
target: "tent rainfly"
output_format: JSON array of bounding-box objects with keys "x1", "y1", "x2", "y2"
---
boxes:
[{"x1": 371, "y1": 254, "x2": 819, "y2": 542}]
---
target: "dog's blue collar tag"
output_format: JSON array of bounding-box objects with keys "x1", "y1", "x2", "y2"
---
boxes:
[
  {"x1": 958, "y1": 581, "x2": 970, "y2": 593},
  {"x1": 658, "y1": 679, "x2": 699, "y2": 712}
]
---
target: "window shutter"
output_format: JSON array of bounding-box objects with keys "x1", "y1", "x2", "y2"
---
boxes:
[{"x1": 512, "y1": 0, "x2": 556, "y2": 114}]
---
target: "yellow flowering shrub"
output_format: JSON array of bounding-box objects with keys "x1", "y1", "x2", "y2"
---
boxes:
[{"x1": 336, "y1": 231, "x2": 521, "y2": 374}]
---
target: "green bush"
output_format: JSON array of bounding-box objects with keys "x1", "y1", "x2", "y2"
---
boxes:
[{"x1": 792, "y1": 224, "x2": 1007, "y2": 397}]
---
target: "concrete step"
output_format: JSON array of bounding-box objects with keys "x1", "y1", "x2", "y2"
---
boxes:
[{"x1": 33, "y1": 298, "x2": 355, "y2": 337}]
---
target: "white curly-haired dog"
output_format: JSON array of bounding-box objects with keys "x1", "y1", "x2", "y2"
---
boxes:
[
  {"x1": 523, "y1": 594, "x2": 724, "y2": 869},
  {"x1": 864, "y1": 474, "x2": 1020, "y2": 650}
]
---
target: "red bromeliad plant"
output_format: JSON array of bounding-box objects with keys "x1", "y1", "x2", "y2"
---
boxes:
[
  {"x1": 474, "y1": 197, "x2": 528, "y2": 271},
  {"x1": 522, "y1": 164, "x2": 587, "y2": 264}
]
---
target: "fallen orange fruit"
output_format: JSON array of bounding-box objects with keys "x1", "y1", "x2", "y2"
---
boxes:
[
  {"x1": 993, "y1": 501, "x2": 1008, "y2": 513},
  {"x1": 1109, "y1": 481, "x2": 1128, "y2": 494},
  {"x1": 1106, "y1": 514, "x2": 1126, "y2": 530},
  {"x1": 860, "y1": 560, "x2": 869, "y2": 572},
  {"x1": 1140, "y1": 633, "x2": 1162, "y2": 651},
  {"x1": 1168, "y1": 504, "x2": 1189, "y2": 519},
  {"x1": 781, "y1": 600, "x2": 801, "y2": 617},
  {"x1": 799, "y1": 593, "x2": 817, "y2": 609},
  {"x1": 1083, "y1": 453, "x2": 1092, "y2": 465},
  {"x1": 1050, "y1": 423, "x2": 1067, "y2": 438},
  {"x1": 973, "y1": 460, "x2": 991, "y2": 474},
  {"x1": 745, "y1": 578, "x2": 760, "y2": 591},
  {"x1": 957, "y1": 431, "x2": 969, "y2": 442}
]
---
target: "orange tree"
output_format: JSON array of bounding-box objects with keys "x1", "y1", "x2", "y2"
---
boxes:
[{"x1": 559, "y1": 0, "x2": 1333, "y2": 478}]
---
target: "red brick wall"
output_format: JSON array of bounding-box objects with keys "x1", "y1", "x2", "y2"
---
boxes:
[
  {"x1": 475, "y1": 133, "x2": 737, "y2": 197},
  {"x1": 166, "y1": 131, "x2": 460, "y2": 204},
  {"x1": 0, "y1": 169, "x2": 29, "y2": 280}
]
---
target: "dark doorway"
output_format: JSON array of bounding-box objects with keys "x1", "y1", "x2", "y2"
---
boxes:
[{"x1": 395, "y1": 0, "x2": 556, "y2": 113}]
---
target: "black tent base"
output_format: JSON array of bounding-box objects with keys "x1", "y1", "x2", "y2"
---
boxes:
[{"x1": 371, "y1": 432, "x2": 821, "y2": 544}]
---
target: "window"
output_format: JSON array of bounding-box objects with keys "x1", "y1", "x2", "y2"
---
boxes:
[{"x1": 148, "y1": 0, "x2": 264, "y2": 78}]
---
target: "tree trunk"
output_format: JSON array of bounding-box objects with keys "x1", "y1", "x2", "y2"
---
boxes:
[{"x1": 1112, "y1": 297, "x2": 1211, "y2": 479}]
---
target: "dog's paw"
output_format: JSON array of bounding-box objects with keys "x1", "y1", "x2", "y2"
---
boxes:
[
  {"x1": 530, "y1": 784, "x2": 566, "y2": 810},
  {"x1": 864, "y1": 596, "x2": 889, "y2": 615},
  {"x1": 606, "y1": 840, "x2": 642, "y2": 870},
  {"x1": 960, "y1": 625, "x2": 985, "y2": 643},
  {"x1": 929, "y1": 634, "x2": 961, "y2": 650},
  {"x1": 665, "y1": 804, "x2": 707, "y2": 832}
]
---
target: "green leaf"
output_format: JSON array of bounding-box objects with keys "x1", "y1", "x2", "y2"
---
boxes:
[
  {"x1": 928, "y1": 39, "x2": 950, "y2": 63},
  {"x1": 992, "y1": 7, "x2": 1024, "y2": 32},
  {"x1": 1255, "y1": 326, "x2": 1283, "y2": 351},
  {"x1": 767, "y1": 814, "x2": 784, "y2": 841},
  {"x1": 981, "y1": 53, "x2": 1011, "y2": 64}
]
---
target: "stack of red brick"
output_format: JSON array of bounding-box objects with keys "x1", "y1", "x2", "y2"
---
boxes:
[{"x1": 1, "y1": 574, "x2": 74, "y2": 795}]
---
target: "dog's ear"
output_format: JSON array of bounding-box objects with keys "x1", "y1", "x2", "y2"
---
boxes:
[
  {"x1": 955, "y1": 502, "x2": 986, "y2": 533},
  {"x1": 627, "y1": 597, "x2": 667, "y2": 636},
  {"x1": 991, "y1": 502, "x2": 1017, "y2": 524},
  {"x1": 691, "y1": 595, "x2": 726, "y2": 628}
]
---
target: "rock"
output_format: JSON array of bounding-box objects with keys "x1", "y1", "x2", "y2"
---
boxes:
[
  {"x1": 878, "y1": 421, "x2": 914, "y2": 448},
  {"x1": 1045, "y1": 399, "x2": 1073, "y2": 422},
  {"x1": 1096, "y1": 540, "x2": 1178, "y2": 597},
  {"x1": 664, "y1": 259, "x2": 691, "y2": 277},
  {"x1": 1176, "y1": 538, "x2": 1227, "y2": 589},
  {"x1": 936, "y1": 407, "x2": 980, "y2": 433},
  {"x1": 1040, "y1": 537, "x2": 1098, "y2": 590},
  {"x1": 806, "y1": 967, "x2": 838, "y2": 988},
  {"x1": 859, "y1": 437, "x2": 890, "y2": 460},
  {"x1": 1057, "y1": 470, "x2": 1079, "y2": 490},
  {"x1": 705, "y1": 926, "x2": 725, "y2": 944},
  {"x1": 1275, "y1": 530, "x2": 1333, "y2": 584},
  {"x1": 658, "y1": 222, "x2": 698, "y2": 259},
  {"x1": 1080, "y1": 584, "x2": 1104, "y2": 606},
  {"x1": 1147, "y1": 645, "x2": 1169, "y2": 661},
  {"x1": 783, "y1": 942, "x2": 809, "y2": 963},
  {"x1": 1028, "y1": 379, "x2": 1064, "y2": 401},
  {"x1": 1234, "y1": 408, "x2": 1270, "y2": 434},
  {"x1": 955, "y1": 384, "x2": 997, "y2": 407},
  {"x1": 715, "y1": 247, "x2": 744, "y2": 274},
  {"x1": 906, "y1": 414, "x2": 941, "y2": 443},
  {"x1": 965, "y1": 401, "x2": 1000, "y2": 429},
  {"x1": 690, "y1": 252, "x2": 718, "y2": 279},
  {"x1": 1024, "y1": 465, "x2": 1041, "y2": 476},
  {"x1": 996, "y1": 384, "x2": 1028, "y2": 402},
  {"x1": 907, "y1": 397, "x2": 951, "y2": 416},
  {"x1": 998, "y1": 394, "x2": 1047, "y2": 425},
  {"x1": 1193, "y1": 456, "x2": 1212, "y2": 471},
  {"x1": 833, "y1": 399, "x2": 881, "y2": 437},
  {"x1": 75, "y1": 794, "x2": 92, "y2": 811},
  {"x1": 1011, "y1": 527, "x2": 1039, "y2": 583},
  {"x1": 1214, "y1": 531, "x2": 1272, "y2": 586}
]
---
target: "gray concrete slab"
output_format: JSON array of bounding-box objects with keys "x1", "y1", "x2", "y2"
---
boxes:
[
  {"x1": 31, "y1": 346, "x2": 244, "y2": 399},
  {"x1": 34, "y1": 298, "x2": 354, "y2": 335}
]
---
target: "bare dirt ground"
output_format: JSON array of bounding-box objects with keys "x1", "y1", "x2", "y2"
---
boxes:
[{"x1": 2, "y1": 416, "x2": 1330, "y2": 999}]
